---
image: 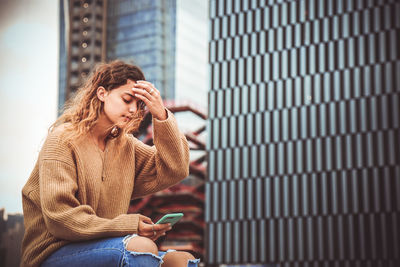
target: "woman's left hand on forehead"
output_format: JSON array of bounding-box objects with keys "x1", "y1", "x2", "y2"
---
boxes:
[{"x1": 132, "y1": 80, "x2": 167, "y2": 120}]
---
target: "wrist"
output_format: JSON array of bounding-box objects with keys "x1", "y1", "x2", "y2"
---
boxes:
[{"x1": 154, "y1": 109, "x2": 168, "y2": 121}]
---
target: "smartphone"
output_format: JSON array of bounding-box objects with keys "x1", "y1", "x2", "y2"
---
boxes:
[{"x1": 155, "y1": 213, "x2": 183, "y2": 226}]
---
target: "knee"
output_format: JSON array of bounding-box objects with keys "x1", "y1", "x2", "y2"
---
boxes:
[
  {"x1": 125, "y1": 236, "x2": 158, "y2": 255},
  {"x1": 163, "y1": 251, "x2": 195, "y2": 264},
  {"x1": 178, "y1": 251, "x2": 195, "y2": 261}
]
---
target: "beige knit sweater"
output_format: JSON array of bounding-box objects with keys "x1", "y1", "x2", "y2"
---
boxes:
[{"x1": 20, "y1": 110, "x2": 189, "y2": 267}]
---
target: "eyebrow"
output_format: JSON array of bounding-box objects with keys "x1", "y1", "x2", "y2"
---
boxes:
[{"x1": 123, "y1": 92, "x2": 135, "y2": 98}]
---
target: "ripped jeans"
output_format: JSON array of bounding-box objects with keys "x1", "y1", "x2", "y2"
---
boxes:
[{"x1": 41, "y1": 234, "x2": 200, "y2": 267}]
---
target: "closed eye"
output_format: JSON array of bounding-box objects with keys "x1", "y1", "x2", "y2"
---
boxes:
[
  {"x1": 122, "y1": 93, "x2": 134, "y2": 103},
  {"x1": 123, "y1": 92, "x2": 144, "y2": 109}
]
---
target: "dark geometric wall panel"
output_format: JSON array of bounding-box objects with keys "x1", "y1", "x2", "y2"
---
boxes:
[{"x1": 206, "y1": 0, "x2": 400, "y2": 266}]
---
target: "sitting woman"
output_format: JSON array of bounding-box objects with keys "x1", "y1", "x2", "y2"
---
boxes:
[{"x1": 21, "y1": 60, "x2": 199, "y2": 267}]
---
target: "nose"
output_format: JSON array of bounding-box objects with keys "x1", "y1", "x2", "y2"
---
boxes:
[{"x1": 129, "y1": 102, "x2": 137, "y2": 113}]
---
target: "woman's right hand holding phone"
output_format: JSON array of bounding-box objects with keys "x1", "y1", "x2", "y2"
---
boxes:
[{"x1": 138, "y1": 215, "x2": 171, "y2": 241}]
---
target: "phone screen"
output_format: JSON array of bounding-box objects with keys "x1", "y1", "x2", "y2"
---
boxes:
[{"x1": 155, "y1": 213, "x2": 183, "y2": 226}]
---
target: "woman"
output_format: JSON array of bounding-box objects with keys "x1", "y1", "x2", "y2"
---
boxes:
[{"x1": 21, "y1": 60, "x2": 199, "y2": 267}]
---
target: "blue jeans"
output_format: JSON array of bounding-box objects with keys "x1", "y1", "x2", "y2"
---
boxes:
[{"x1": 41, "y1": 235, "x2": 200, "y2": 267}]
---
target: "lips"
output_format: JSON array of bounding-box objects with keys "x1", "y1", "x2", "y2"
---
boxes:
[{"x1": 122, "y1": 115, "x2": 132, "y2": 121}]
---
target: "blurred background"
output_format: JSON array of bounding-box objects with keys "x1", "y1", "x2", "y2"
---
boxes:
[{"x1": 1, "y1": 0, "x2": 400, "y2": 267}]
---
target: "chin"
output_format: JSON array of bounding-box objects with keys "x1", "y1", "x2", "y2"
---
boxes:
[{"x1": 117, "y1": 120, "x2": 131, "y2": 128}]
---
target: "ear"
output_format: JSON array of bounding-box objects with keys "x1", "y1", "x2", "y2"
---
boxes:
[{"x1": 96, "y1": 86, "x2": 108, "y2": 102}]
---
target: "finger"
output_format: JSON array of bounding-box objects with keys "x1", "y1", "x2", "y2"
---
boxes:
[
  {"x1": 132, "y1": 88, "x2": 155, "y2": 101},
  {"x1": 139, "y1": 215, "x2": 153, "y2": 224},
  {"x1": 132, "y1": 87, "x2": 153, "y2": 98},
  {"x1": 141, "y1": 221, "x2": 169, "y2": 232},
  {"x1": 139, "y1": 223, "x2": 155, "y2": 234},
  {"x1": 142, "y1": 224, "x2": 157, "y2": 234},
  {"x1": 151, "y1": 232, "x2": 166, "y2": 241},
  {"x1": 140, "y1": 231, "x2": 153, "y2": 238},
  {"x1": 138, "y1": 223, "x2": 155, "y2": 238},
  {"x1": 136, "y1": 81, "x2": 160, "y2": 96},
  {"x1": 149, "y1": 229, "x2": 161, "y2": 240},
  {"x1": 134, "y1": 92, "x2": 152, "y2": 105},
  {"x1": 152, "y1": 223, "x2": 172, "y2": 232},
  {"x1": 136, "y1": 80, "x2": 156, "y2": 88},
  {"x1": 134, "y1": 81, "x2": 157, "y2": 94},
  {"x1": 139, "y1": 226, "x2": 158, "y2": 237},
  {"x1": 140, "y1": 224, "x2": 167, "y2": 239}
]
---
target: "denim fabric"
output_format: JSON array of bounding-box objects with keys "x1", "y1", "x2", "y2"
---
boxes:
[{"x1": 41, "y1": 235, "x2": 200, "y2": 267}]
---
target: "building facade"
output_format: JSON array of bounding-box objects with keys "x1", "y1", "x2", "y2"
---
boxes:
[
  {"x1": 58, "y1": 0, "x2": 107, "y2": 112},
  {"x1": 207, "y1": 0, "x2": 400, "y2": 266},
  {"x1": 59, "y1": 0, "x2": 208, "y2": 108},
  {"x1": 58, "y1": 0, "x2": 107, "y2": 113},
  {"x1": 0, "y1": 209, "x2": 24, "y2": 267},
  {"x1": 106, "y1": 0, "x2": 177, "y2": 99}
]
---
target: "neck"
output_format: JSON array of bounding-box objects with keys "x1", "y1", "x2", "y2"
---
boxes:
[{"x1": 90, "y1": 115, "x2": 113, "y2": 146}]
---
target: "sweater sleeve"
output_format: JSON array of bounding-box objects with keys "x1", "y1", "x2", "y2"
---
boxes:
[
  {"x1": 131, "y1": 109, "x2": 190, "y2": 199},
  {"x1": 39, "y1": 134, "x2": 140, "y2": 241}
]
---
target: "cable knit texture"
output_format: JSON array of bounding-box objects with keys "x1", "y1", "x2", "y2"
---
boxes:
[{"x1": 20, "y1": 110, "x2": 189, "y2": 267}]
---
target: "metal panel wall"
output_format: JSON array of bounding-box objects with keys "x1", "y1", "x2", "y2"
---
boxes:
[{"x1": 206, "y1": 0, "x2": 400, "y2": 266}]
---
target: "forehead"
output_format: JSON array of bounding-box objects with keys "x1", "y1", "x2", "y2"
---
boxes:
[{"x1": 112, "y1": 79, "x2": 136, "y2": 94}]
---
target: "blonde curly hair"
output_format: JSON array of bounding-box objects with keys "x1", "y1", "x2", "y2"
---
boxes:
[{"x1": 51, "y1": 60, "x2": 146, "y2": 142}]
